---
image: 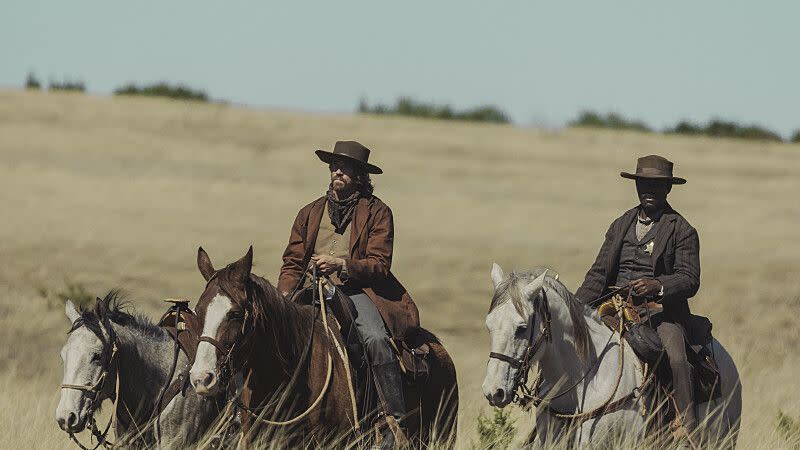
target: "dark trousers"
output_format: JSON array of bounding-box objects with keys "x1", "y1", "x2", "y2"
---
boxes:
[
  {"x1": 344, "y1": 291, "x2": 395, "y2": 366},
  {"x1": 656, "y1": 321, "x2": 696, "y2": 428}
]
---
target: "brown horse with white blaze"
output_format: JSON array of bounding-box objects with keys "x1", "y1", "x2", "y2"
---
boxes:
[{"x1": 188, "y1": 246, "x2": 458, "y2": 447}]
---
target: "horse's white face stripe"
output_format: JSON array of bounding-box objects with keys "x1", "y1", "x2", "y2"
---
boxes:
[{"x1": 191, "y1": 294, "x2": 232, "y2": 378}]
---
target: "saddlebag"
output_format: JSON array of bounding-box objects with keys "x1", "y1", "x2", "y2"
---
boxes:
[{"x1": 396, "y1": 340, "x2": 430, "y2": 384}]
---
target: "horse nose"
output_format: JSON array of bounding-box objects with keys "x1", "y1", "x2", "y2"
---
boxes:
[
  {"x1": 491, "y1": 388, "x2": 507, "y2": 406},
  {"x1": 192, "y1": 371, "x2": 217, "y2": 395},
  {"x1": 56, "y1": 411, "x2": 78, "y2": 431}
]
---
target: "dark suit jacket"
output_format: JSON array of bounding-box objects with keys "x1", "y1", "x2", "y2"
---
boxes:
[
  {"x1": 575, "y1": 205, "x2": 700, "y2": 320},
  {"x1": 277, "y1": 195, "x2": 420, "y2": 340}
]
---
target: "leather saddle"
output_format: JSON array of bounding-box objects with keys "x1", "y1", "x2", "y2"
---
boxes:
[
  {"x1": 157, "y1": 300, "x2": 201, "y2": 364},
  {"x1": 597, "y1": 289, "x2": 721, "y2": 403},
  {"x1": 155, "y1": 300, "x2": 203, "y2": 412},
  {"x1": 291, "y1": 285, "x2": 431, "y2": 385}
]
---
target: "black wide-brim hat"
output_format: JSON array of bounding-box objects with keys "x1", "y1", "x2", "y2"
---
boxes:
[
  {"x1": 315, "y1": 140, "x2": 383, "y2": 174},
  {"x1": 621, "y1": 154, "x2": 686, "y2": 184}
]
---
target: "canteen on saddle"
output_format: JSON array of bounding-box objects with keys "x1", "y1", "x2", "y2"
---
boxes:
[{"x1": 598, "y1": 291, "x2": 721, "y2": 402}]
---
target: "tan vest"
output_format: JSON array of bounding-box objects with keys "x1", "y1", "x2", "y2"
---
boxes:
[{"x1": 312, "y1": 201, "x2": 351, "y2": 285}]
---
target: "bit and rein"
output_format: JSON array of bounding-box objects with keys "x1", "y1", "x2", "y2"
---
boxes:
[
  {"x1": 60, "y1": 323, "x2": 120, "y2": 450},
  {"x1": 489, "y1": 283, "x2": 655, "y2": 420}
]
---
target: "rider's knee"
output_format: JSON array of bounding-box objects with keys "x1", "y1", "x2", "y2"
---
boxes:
[
  {"x1": 361, "y1": 328, "x2": 389, "y2": 348},
  {"x1": 360, "y1": 327, "x2": 392, "y2": 360},
  {"x1": 657, "y1": 322, "x2": 687, "y2": 361}
]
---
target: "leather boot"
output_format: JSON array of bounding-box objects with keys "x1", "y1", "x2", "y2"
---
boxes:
[{"x1": 372, "y1": 361, "x2": 408, "y2": 449}]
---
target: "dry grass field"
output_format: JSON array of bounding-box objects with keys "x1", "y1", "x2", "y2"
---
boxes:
[{"x1": 1, "y1": 89, "x2": 799, "y2": 448}]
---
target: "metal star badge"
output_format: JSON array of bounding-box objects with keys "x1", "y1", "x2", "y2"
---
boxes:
[{"x1": 643, "y1": 241, "x2": 655, "y2": 255}]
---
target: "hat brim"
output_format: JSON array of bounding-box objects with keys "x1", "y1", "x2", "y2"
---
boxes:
[
  {"x1": 620, "y1": 172, "x2": 686, "y2": 184},
  {"x1": 315, "y1": 150, "x2": 383, "y2": 174}
]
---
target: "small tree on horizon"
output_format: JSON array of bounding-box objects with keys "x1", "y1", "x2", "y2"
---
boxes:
[{"x1": 25, "y1": 72, "x2": 41, "y2": 90}]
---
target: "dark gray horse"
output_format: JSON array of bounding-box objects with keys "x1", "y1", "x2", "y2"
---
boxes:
[{"x1": 55, "y1": 292, "x2": 232, "y2": 448}]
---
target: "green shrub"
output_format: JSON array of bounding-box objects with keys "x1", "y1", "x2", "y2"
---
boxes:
[
  {"x1": 470, "y1": 408, "x2": 516, "y2": 450},
  {"x1": 37, "y1": 279, "x2": 94, "y2": 310},
  {"x1": 48, "y1": 78, "x2": 86, "y2": 92},
  {"x1": 777, "y1": 411, "x2": 800, "y2": 449},
  {"x1": 790, "y1": 130, "x2": 800, "y2": 143},
  {"x1": 358, "y1": 97, "x2": 510, "y2": 124},
  {"x1": 666, "y1": 119, "x2": 783, "y2": 142},
  {"x1": 114, "y1": 82, "x2": 209, "y2": 102},
  {"x1": 55, "y1": 280, "x2": 94, "y2": 308},
  {"x1": 25, "y1": 72, "x2": 41, "y2": 90},
  {"x1": 569, "y1": 110, "x2": 652, "y2": 132}
]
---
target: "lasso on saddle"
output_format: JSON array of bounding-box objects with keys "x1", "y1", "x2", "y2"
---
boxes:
[{"x1": 597, "y1": 287, "x2": 721, "y2": 403}]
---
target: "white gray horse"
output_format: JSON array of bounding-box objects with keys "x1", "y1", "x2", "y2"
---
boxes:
[
  {"x1": 482, "y1": 265, "x2": 742, "y2": 447},
  {"x1": 55, "y1": 292, "x2": 229, "y2": 448}
]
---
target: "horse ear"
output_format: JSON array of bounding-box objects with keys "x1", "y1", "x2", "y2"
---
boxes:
[
  {"x1": 491, "y1": 263, "x2": 505, "y2": 289},
  {"x1": 65, "y1": 299, "x2": 80, "y2": 324},
  {"x1": 232, "y1": 246, "x2": 254, "y2": 283},
  {"x1": 94, "y1": 296, "x2": 111, "y2": 324},
  {"x1": 197, "y1": 246, "x2": 215, "y2": 281},
  {"x1": 520, "y1": 271, "x2": 547, "y2": 301}
]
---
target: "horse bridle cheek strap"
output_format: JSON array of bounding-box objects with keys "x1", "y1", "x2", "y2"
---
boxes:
[
  {"x1": 197, "y1": 297, "x2": 254, "y2": 383},
  {"x1": 488, "y1": 290, "x2": 553, "y2": 389},
  {"x1": 60, "y1": 329, "x2": 119, "y2": 449}
]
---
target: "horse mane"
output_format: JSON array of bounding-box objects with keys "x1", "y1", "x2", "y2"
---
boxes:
[
  {"x1": 489, "y1": 267, "x2": 592, "y2": 363},
  {"x1": 68, "y1": 290, "x2": 166, "y2": 341}
]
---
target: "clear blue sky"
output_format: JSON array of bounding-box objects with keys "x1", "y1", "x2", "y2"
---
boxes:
[{"x1": 2, "y1": 1, "x2": 798, "y2": 136}]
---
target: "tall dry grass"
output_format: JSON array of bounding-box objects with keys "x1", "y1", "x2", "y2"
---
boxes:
[{"x1": 1, "y1": 89, "x2": 798, "y2": 448}]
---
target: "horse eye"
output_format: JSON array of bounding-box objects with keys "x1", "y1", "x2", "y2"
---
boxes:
[
  {"x1": 90, "y1": 354, "x2": 101, "y2": 363},
  {"x1": 515, "y1": 325, "x2": 527, "y2": 336}
]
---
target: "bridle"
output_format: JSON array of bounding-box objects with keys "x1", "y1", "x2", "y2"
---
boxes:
[
  {"x1": 60, "y1": 321, "x2": 120, "y2": 450},
  {"x1": 197, "y1": 272, "x2": 255, "y2": 388},
  {"x1": 488, "y1": 286, "x2": 552, "y2": 406},
  {"x1": 488, "y1": 282, "x2": 657, "y2": 421}
]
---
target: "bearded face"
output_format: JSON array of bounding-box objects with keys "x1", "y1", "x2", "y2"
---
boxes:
[{"x1": 329, "y1": 159, "x2": 359, "y2": 198}]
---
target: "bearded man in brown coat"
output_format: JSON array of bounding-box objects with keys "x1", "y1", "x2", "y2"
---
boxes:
[
  {"x1": 575, "y1": 155, "x2": 700, "y2": 437},
  {"x1": 278, "y1": 141, "x2": 419, "y2": 449}
]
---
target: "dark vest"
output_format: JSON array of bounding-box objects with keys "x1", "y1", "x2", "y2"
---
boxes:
[{"x1": 615, "y1": 218, "x2": 660, "y2": 286}]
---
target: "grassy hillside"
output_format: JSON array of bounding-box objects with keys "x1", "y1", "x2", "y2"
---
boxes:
[{"x1": 1, "y1": 89, "x2": 798, "y2": 448}]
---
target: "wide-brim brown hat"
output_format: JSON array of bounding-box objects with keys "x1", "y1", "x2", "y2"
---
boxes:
[
  {"x1": 621, "y1": 155, "x2": 686, "y2": 184},
  {"x1": 315, "y1": 140, "x2": 383, "y2": 174}
]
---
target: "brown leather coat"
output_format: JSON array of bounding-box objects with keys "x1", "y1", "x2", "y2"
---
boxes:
[{"x1": 278, "y1": 195, "x2": 420, "y2": 340}]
